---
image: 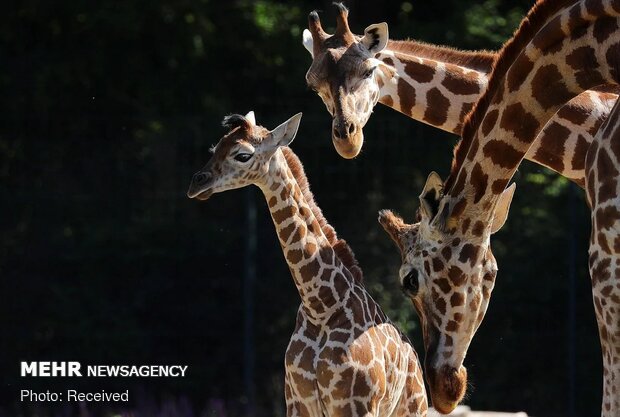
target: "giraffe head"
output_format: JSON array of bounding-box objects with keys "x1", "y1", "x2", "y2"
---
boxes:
[
  {"x1": 302, "y1": 3, "x2": 390, "y2": 159},
  {"x1": 187, "y1": 111, "x2": 302, "y2": 200},
  {"x1": 378, "y1": 172, "x2": 516, "y2": 414}
]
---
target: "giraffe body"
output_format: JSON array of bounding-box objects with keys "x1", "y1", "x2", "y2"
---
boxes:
[
  {"x1": 303, "y1": 4, "x2": 617, "y2": 188},
  {"x1": 187, "y1": 112, "x2": 427, "y2": 417},
  {"x1": 585, "y1": 98, "x2": 620, "y2": 415},
  {"x1": 380, "y1": 0, "x2": 620, "y2": 415}
]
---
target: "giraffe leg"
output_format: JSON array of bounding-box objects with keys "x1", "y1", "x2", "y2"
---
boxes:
[
  {"x1": 588, "y1": 248, "x2": 620, "y2": 416},
  {"x1": 586, "y1": 99, "x2": 620, "y2": 417}
]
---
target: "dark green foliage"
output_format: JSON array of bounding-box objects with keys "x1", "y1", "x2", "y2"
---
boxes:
[{"x1": 0, "y1": 1, "x2": 600, "y2": 416}]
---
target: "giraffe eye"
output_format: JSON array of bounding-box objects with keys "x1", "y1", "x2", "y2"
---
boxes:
[
  {"x1": 234, "y1": 153, "x2": 253, "y2": 163},
  {"x1": 363, "y1": 67, "x2": 376, "y2": 79},
  {"x1": 402, "y1": 269, "x2": 420, "y2": 297}
]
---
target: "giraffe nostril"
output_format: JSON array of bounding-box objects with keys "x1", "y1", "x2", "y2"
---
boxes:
[
  {"x1": 193, "y1": 172, "x2": 210, "y2": 185},
  {"x1": 402, "y1": 269, "x2": 420, "y2": 296},
  {"x1": 348, "y1": 123, "x2": 356, "y2": 135},
  {"x1": 333, "y1": 125, "x2": 344, "y2": 140}
]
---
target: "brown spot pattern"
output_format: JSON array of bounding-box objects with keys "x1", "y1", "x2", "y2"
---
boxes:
[
  {"x1": 459, "y1": 243, "x2": 479, "y2": 267},
  {"x1": 483, "y1": 139, "x2": 522, "y2": 169},
  {"x1": 404, "y1": 60, "x2": 436, "y2": 83},
  {"x1": 398, "y1": 78, "x2": 416, "y2": 115},
  {"x1": 441, "y1": 246, "x2": 452, "y2": 261},
  {"x1": 558, "y1": 100, "x2": 590, "y2": 126},
  {"x1": 533, "y1": 121, "x2": 568, "y2": 173},
  {"x1": 436, "y1": 278, "x2": 452, "y2": 294},
  {"x1": 566, "y1": 45, "x2": 605, "y2": 89},
  {"x1": 273, "y1": 205, "x2": 297, "y2": 224},
  {"x1": 450, "y1": 292, "x2": 465, "y2": 307},
  {"x1": 461, "y1": 218, "x2": 471, "y2": 234},
  {"x1": 433, "y1": 258, "x2": 444, "y2": 272},
  {"x1": 472, "y1": 221, "x2": 485, "y2": 237},
  {"x1": 448, "y1": 265, "x2": 466, "y2": 286},
  {"x1": 442, "y1": 71, "x2": 481, "y2": 95},
  {"x1": 611, "y1": 121, "x2": 620, "y2": 161},
  {"x1": 592, "y1": 258, "x2": 612, "y2": 285},
  {"x1": 586, "y1": 0, "x2": 605, "y2": 17},
  {"x1": 451, "y1": 198, "x2": 468, "y2": 219},
  {"x1": 446, "y1": 320, "x2": 459, "y2": 332},
  {"x1": 531, "y1": 65, "x2": 574, "y2": 110},
  {"x1": 506, "y1": 55, "x2": 534, "y2": 92},
  {"x1": 597, "y1": 206, "x2": 620, "y2": 230},
  {"x1": 481, "y1": 109, "x2": 499, "y2": 137},
  {"x1": 287, "y1": 249, "x2": 303, "y2": 264},
  {"x1": 491, "y1": 179, "x2": 509, "y2": 195},
  {"x1": 597, "y1": 151, "x2": 619, "y2": 203},
  {"x1": 572, "y1": 134, "x2": 589, "y2": 171},
  {"x1": 532, "y1": 15, "x2": 565, "y2": 54},
  {"x1": 280, "y1": 223, "x2": 296, "y2": 243},
  {"x1": 470, "y1": 163, "x2": 489, "y2": 204},
  {"x1": 500, "y1": 102, "x2": 541, "y2": 143},
  {"x1": 300, "y1": 258, "x2": 321, "y2": 280},
  {"x1": 436, "y1": 297, "x2": 447, "y2": 315},
  {"x1": 424, "y1": 88, "x2": 450, "y2": 126},
  {"x1": 606, "y1": 41, "x2": 620, "y2": 83}
]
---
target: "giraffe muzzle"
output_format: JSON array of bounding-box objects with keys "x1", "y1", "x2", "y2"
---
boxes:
[
  {"x1": 187, "y1": 172, "x2": 214, "y2": 200},
  {"x1": 331, "y1": 121, "x2": 364, "y2": 159},
  {"x1": 427, "y1": 364, "x2": 468, "y2": 414}
]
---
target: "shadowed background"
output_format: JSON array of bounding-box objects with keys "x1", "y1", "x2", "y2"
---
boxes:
[{"x1": 0, "y1": 1, "x2": 601, "y2": 416}]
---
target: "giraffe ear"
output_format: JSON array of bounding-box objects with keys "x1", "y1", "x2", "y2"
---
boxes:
[
  {"x1": 265, "y1": 113, "x2": 303, "y2": 150},
  {"x1": 378, "y1": 209, "x2": 407, "y2": 252},
  {"x1": 302, "y1": 29, "x2": 314, "y2": 57},
  {"x1": 491, "y1": 183, "x2": 516, "y2": 234},
  {"x1": 419, "y1": 171, "x2": 443, "y2": 221},
  {"x1": 361, "y1": 23, "x2": 388, "y2": 55}
]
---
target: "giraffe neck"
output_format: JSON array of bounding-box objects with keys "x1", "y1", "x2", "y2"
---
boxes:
[
  {"x1": 376, "y1": 42, "x2": 494, "y2": 135},
  {"x1": 258, "y1": 151, "x2": 354, "y2": 323},
  {"x1": 446, "y1": 0, "x2": 619, "y2": 223}
]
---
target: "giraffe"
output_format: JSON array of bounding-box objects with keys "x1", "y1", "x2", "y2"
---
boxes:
[
  {"x1": 302, "y1": 3, "x2": 617, "y2": 188},
  {"x1": 187, "y1": 112, "x2": 427, "y2": 417},
  {"x1": 378, "y1": 0, "x2": 620, "y2": 414}
]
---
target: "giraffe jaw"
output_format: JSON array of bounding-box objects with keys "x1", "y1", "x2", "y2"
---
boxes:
[
  {"x1": 187, "y1": 188, "x2": 214, "y2": 201},
  {"x1": 194, "y1": 190, "x2": 214, "y2": 201}
]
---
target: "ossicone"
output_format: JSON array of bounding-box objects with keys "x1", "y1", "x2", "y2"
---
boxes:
[{"x1": 222, "y1": 114, "x2": 252, "y2": 132}]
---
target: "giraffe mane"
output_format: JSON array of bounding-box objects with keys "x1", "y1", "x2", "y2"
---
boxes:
[
  {"x1": 386, "y1": 39, "x2": 496, "y2": 72},
  {"x1": 281, "y1": 147, "x2": 363, "y2": 283},
  {"x1": 446, "y1": 0, "x2": 577, "y2": 190}
]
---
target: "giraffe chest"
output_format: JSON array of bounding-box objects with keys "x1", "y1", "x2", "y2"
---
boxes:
[{"x1": 284, "y1": 305, "x2": 418, "y2": 417}]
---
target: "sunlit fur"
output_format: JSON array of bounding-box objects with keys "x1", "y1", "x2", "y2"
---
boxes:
[
  {"x1": 379, "y1": 208, "x2": 495, "y2": 413},
  {"x1": 188, "y1": 113, "x2": 428, "y2": 417},
  {"x1": 381, "y1": 0, "x2": 620, "y2": 414}
]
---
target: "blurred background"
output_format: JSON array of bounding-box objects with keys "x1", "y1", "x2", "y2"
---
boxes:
[{"x1": 0, "y1": 1, "x2": 602, "y2": 416}]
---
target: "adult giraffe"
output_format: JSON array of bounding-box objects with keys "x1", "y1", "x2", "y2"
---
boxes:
[
  {"x1": 187, "y1": 112, "x2": 427, "y2": 417},
  {"x1": 302, "y1": 3, "x2": 617, "y2": 188},
  {"x1": 379, "y1": 0, "x2": 620, "y2": 415}
]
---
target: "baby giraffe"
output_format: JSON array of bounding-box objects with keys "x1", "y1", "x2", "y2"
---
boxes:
[{"x1": 187, "y1": 112, "x2": 427, "y2": 417}]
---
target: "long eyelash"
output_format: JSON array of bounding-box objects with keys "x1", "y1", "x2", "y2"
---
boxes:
[{"x1": 209, "y1": 144, "x2": 216, "y2": 154}]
